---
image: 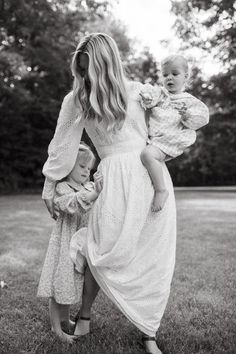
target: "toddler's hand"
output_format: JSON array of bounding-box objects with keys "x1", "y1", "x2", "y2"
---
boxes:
[
  {"x1": 173, "y1": 102, "x2": 187, "y2": 117},
  {"x1": 140, "y1": 84, "x2": 170, "y2": 110},
  {"x1": 139, "y1": 92, "x2": 153, "y2": 108},
  {"x1": 94, "y1": 171, "x2": 103, "y2": 194}
]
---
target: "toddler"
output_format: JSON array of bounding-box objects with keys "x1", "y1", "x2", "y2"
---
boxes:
[
  {"x1": 37, "y1": 143, "x2": 102, "y2": 343},
  {"x1": 140, "y1": 55, "x2": 209, "y2": 211}
]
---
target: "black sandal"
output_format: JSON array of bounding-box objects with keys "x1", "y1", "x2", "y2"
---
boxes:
[
  {"x1": 73, "y1": 314, "x2": 91, "y2": 336},
  {"x1": 74, "y1": 310, "x2": 91, "y2": 323},
  {"x1": 142, "y1": 336, "x2": 162, "y2": 354},
  {"x1": 79, "y1": 316, "x2": 90, "y2": 321}
]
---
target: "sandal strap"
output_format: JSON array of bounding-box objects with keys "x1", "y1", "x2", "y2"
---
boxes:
[
  {"x1": 142, "y1": 336, "x2": 156, "y2": 342},
  {"x1": 79, "y1": 316, "x2": 90, "y2": 321}
]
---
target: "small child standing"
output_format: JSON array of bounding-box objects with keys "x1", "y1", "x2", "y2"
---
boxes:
[
  {"x1": 37, "y1": 143, "x2": 102, "y2": 343},
  {"x1": 140, "y1": 54, "x2": 209, "y2": 212}
]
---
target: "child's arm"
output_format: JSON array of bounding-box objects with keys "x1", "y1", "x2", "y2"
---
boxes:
[
  {"x1": 179, "y1": 100, "x2": 209, "y2": 130},
  {"x1": 80, "y1": 174, "x2": 104, "y2": 204},
  {"x1": 54, "y1": 183, "x2": 92, "y2": 215},
  {"x1": 54, "y1": 179, "x2": 103, "y2": 215}
]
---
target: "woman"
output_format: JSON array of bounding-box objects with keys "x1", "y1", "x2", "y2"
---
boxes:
[{"x1": 42, "y1": 33, "x2": 176, "y2": 354}]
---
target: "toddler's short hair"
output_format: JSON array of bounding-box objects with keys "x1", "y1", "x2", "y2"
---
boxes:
[
  {"x1": 161, "y1": 55, "x2": 189, "y2": 77},
  {"x1": 161, "y1": 54, "x2": 192, "y2": 88}
]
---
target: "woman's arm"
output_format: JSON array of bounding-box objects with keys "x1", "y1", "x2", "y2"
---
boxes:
[
  {"x1": 42, "y1": 92, "x2": 85, "y2": 217},
  {"x1": 42, "y1": 91, "x2": 85, "y2": 183}
]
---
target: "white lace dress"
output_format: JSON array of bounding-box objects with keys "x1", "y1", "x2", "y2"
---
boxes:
[{"x1": 42, "y1": 81, "x2": 176, "y2": 336}]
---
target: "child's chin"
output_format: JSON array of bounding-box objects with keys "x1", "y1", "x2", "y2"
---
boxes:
[{"x1": 167, "y1": 86, "x2": 175, "y2": 92}]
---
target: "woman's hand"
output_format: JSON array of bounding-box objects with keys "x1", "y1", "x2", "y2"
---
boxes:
[{"x1": 44, "y1": 198, "x2": 58, "y2": 220}]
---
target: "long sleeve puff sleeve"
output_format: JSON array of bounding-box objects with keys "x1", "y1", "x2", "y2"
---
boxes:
[
  {"x1": 42, "y1": 92, "x2": 85, "y2": 199},
  {"x1": 181, "y1": 98, "x2": 209, "y2": 130},
  {"x1": 54, "y1": 182, "x2": 95, "y2": 215}
]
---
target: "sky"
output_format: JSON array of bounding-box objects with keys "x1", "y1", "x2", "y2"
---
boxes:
[
  {"x1": 112, "y1": 0, "x2": 177, "y2": 60},
  {"x1": 111, "y1": 0, "x2": 220, "y2": 75}
]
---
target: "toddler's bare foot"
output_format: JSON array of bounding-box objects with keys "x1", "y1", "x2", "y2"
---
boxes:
[
  {"x1": 61, "y1": 319, "x2": 75, "y2": 334},
  {"x1": 59, "y1": 331, "x2": 77, "y2": 344},
  {"x1": 74, "y1": 317, "x2": 90, "y2": 336},
  {"x1": 52, "y1": 328, "x2": 77, "y2": 344},
  {"x1": 152, "y1": 190, "x2": 169, "y2": 212}
]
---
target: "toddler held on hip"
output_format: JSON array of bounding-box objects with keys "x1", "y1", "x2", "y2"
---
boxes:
[
  {"x1": 37, "y1": 143, "x2": 103, "y2": 344},
  {"x1": 140, "y1": 54, "x2": 209, "y2": 212}
]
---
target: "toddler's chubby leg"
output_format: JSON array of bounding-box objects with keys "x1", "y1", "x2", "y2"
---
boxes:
[
  {"x1": 49, "y1": 298, "x2": 77, "y2": 344},
  {"x1": 141, "y1": 145, "x2": 169, "y2": 212}
]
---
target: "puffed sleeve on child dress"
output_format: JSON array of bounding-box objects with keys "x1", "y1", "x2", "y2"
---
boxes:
[
  {"x1": 54, "y1": 182, "x2": 96, "y2": 214},
  {"x1": 42, "y1": 92, "x2": 85, "y2": 199},
  {"x1": 180, "y1": 97, "x2": 209, "y2": 130}
]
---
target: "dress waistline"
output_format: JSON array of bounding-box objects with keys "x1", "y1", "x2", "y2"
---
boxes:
[{"x1": 98, "y1": 141, "x2": 146, "y2": 159}]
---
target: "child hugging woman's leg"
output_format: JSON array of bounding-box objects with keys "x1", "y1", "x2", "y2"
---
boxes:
[
  {"x1": 38, "y1": 143, "x2": 102, "y2": 343},
  {"x1": 141, "y1": 144, "x2": 169, "y2": 212}
]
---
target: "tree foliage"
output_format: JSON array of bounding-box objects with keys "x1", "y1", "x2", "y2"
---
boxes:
[
  {"x1": 168, "y1": 0, "x2": 236, "y2": 186},
  {"x1": 171, "y1": 0, "x2": 236, "y2": 68},
  {"x1": 1, "y1": 0, "x2": 234, "y2": 191},
  {"x1": 0, "y1": 0, "x2": 159, "y2": 192}
]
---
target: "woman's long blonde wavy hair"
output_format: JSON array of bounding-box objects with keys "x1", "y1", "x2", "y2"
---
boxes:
[{"x1": 71, "y1": 33, "x2": 128, "y2": 133}]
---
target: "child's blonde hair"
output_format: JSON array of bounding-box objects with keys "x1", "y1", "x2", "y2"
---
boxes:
[
  {"x1": 76, "y1": 142, "x2": 96, "y2": 169},
  {"x1": 71, "y1": 33, "x2": 128, "y2": 133},
  {"x1": 161, "y1": 55, "x2": 192, "y2": 88}
]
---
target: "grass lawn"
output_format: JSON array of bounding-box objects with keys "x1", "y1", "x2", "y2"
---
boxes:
[{"x1": 0, "y1": 192, "x2": 235, "y2": 354}]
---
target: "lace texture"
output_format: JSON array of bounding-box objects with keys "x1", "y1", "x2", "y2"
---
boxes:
[
  {"x1": 79, "y1": 81, "x2": 176, "y2": 336},
  {"x1": 41, "y1": 80, "x2": 177, "y2": 335},
  {"x1": 42, "y1": 177, "x2": 56, "y2": 200},
  {"x1": 42, "y1": 91, "x2": 85, "y2": 183}
]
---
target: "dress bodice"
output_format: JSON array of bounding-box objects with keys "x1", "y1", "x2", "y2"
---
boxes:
[{"x1": 85, "y1": 81, "x2": 148, "y2": 159}]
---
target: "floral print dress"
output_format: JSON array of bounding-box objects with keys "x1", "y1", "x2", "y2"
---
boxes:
[{"x1": 37, "y1": 180, "x2": 94, "y2": 304}]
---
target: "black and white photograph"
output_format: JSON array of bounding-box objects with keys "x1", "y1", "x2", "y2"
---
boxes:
[{"x1": 0, "y1": 0, "x2": 235, "y2": 353}]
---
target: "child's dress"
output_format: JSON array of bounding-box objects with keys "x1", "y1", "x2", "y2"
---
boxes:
[
  {"x1": 148, "y1": 91, "x2": 209, "y2": 158},
  {"x1": 37, "y1": 180, "x2": 94, "y2": 304}
]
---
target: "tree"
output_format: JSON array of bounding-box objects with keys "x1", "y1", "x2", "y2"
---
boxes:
[
  {"x1": 171, "y1": 0, "x2": 236, "y2": 69},
  {"x1": 1, "y1": 0, "x2": 160, "y2": 191},
  {"x1": 0, "y1": 0, "x2": 113, "y2": 191},
  {"x1": 168, "y1": 0, "x2": 236, "y2": 186}
]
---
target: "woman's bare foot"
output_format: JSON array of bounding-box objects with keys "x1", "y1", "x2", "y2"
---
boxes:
[
  {"x1": 74, "y1": 317, "x2": 90, "y2": 336},
  {"x1": 142, "y1": 336, "x2": 163, "y2": 354},
  {"x1": 152, "y1": 190, "x2": 169, "y2": 212}
]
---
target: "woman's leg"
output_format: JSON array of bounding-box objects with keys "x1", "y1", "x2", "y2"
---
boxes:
[
  {"x1": 74, "y1": 266, "x2": 99, "y2": 336},
  {"x1": 142, "y1": 333, "x2": 163, "y2": 354}
]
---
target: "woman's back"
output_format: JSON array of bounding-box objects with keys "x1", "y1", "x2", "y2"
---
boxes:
[{"x1": 85, "y1": 81, "x2": 148, "y2": 159}]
